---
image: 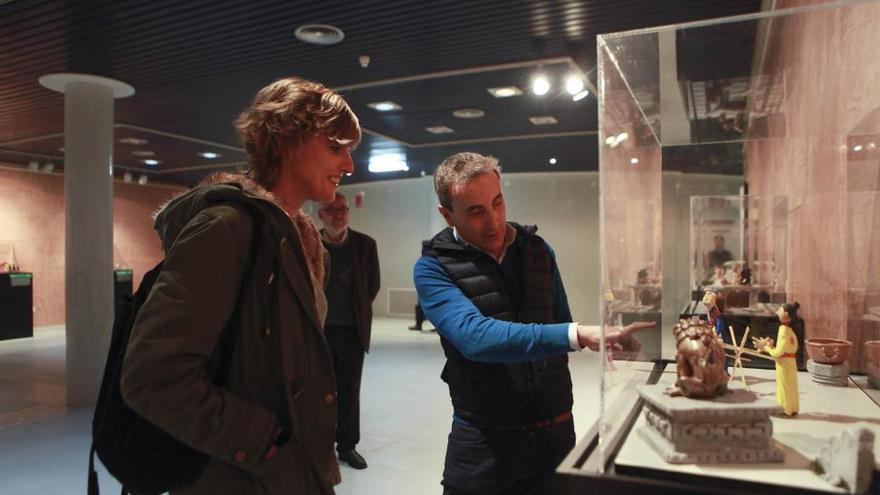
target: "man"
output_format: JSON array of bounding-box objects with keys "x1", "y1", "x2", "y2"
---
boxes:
[
  {"x1": 413, "y1": 152, "x2": 652, "y2": 495},
  {"x1": 317, "y1": 193, "x2": 380, "y2": 470},
  {"x1": 706, "y1": 234, "x2": 734, "y2": 271}
]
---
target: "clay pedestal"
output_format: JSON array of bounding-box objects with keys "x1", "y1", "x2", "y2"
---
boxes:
[
  {"x1": 806, "y1": 359, "x2": 850, "y2": 387},
  {"x1": 637, "y1": 383, "x2": 784, "y2": 464}
]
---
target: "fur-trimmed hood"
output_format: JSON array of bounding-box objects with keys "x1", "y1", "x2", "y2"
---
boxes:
[{"x1": 152, "y1": 172, "x2": 328, "y2": 323}]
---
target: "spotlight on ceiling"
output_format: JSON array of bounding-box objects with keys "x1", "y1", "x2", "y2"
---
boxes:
[
  {"x1": 426, "y1": 126, "x2": 454, "y2": 134},
  {"x1": 119, "y1": 137, "x2": 148, "y2": 145},
  {"x1": 294, "y1": 24, "x2": 345, "y2": 45},
  {"x1": 367, "y1": 101, "x2": 402, "y2": 112},
  {"x1": 572, "y1": 90, "x2": 590, "y2": 102},
  {"x1": 368, "y1": 152, "x2": 409, "y2": 173},
  {"x1": 529, "y1": 116, "x2": 558, "y2": 125},
  {"x1": 532, "y1": 74, "x2": 550, "y2": 96},
  {"x1": 131, "y1": 150, "x2": 155, "y2": 157},
  {"x1": 198, "y1": 152, "x2": 221, "y2": 159},
  {"x1": 549, "y1": 158, "x2": 557, "y2": 165},
  {"x1": 143, "y1": 159, "x2": 160, "y2": 166},
  {"x1": 565, "y1": 75, "x2": 585, "y2": 95},
  {"x1": 630, "y1": 158, "x2": 640, "y2": 165},
  {"x1": 453, "y1": 108, "x2": 485, "y2": 119},
  {"x1": 487, "y1": 86, "x2": 522, "y2": 98}
]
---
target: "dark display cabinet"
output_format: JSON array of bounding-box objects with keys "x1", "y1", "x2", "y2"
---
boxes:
[{"x1": 0, "y1": 272, "x2": 33, "y2": 340}]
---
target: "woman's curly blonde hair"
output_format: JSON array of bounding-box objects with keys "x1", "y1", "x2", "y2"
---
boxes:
[{"x1": 235, "y1": 77, "x2": 361, "y2": 189}]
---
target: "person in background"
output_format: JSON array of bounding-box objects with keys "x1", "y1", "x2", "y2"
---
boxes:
[
  {"x1": 413, "y1": 152, "x2": 653, "y2": 495},
  {"x1": 317, "y1": 193, "x2": 380, "y2": 470}
]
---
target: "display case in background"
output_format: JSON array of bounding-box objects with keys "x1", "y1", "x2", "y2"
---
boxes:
[
  {"x1": 0, "y1": 242, "x2": 32, "y2": 341},
  {"x1": 0, "y1": 272, "x2": 33, "y2": 341},
  {"x1": 559, "y1": 2, "x2": 880, "y2": 494},
  {"x1": 113, "y1": 246, "x2": 133, "y2": 314}
]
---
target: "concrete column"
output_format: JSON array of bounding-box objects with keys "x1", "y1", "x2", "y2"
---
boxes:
[{"x1": 39, "y1": 74, "x2": 134, "y2": 406}]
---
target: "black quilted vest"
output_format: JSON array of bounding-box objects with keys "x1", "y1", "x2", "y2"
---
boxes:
[{"x1": 423, "y1": 223, "x2": 573, "y2": 426}]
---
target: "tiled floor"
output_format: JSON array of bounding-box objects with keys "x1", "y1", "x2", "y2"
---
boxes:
[{"x1": 0, "y1": 317, "x2": 603, "y2": 495}]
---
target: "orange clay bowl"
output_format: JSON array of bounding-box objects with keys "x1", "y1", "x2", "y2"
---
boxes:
[{"x1": 804, "y1": 338, "x2": 852, "y2": 365}]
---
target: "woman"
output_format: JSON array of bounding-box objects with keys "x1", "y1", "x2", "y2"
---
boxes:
[
  {"x1": 753, "y1": 302, "x2": 800, "y2": 416},
  {"x1": 121, "y1": 77, "x2": 360, "y2": 494}
]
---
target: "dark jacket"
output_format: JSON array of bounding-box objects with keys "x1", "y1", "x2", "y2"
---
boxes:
[
  {"x1": 121, "y1": 174, "x2": 339, "y2": 495},
  {"x1": 423, "y1": 224, "x2": 573, "y2": 426},
  {"x1": 322, "y1": 228, "x2": 380, "y2": 351}
]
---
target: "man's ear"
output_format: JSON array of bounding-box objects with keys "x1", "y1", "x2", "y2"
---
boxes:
[{"x1": 438, "y1": 205, "x2": 454, "y2": 227}]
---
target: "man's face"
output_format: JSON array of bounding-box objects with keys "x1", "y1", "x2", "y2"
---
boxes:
[
  {"x1": 439, "y1": 172, "x2": 507, "y2": 256},
  {"x1": 318, "y1": 196, "x2": 350, "y2": 231},
  {"x1": 714, "y1": 236, "x2": 725, "y2": 249}
]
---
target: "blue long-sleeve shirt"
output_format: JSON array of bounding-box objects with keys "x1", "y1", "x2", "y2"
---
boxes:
[{"x1": 413, "y1": 235, "x2": 574, "y2": 364}]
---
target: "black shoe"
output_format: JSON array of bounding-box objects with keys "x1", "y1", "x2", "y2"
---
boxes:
[
  {"x1": 338, "y1": 449, "x2": 367, "y2": 469},
  {"x1": 408, "y1": 325, "x2": 422, "y2": 331}
]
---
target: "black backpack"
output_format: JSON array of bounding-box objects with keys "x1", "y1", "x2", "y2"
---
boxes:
[{"x1": 88, "y1": 203, "x2": 273, "y2": 495}]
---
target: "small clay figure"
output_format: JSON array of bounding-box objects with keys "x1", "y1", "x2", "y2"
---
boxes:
[
  {"x1": 739, "y1": 265, "x2": 752, "y2": 286},
  {"x1": 636, "y1": 267, "x2": 649, "y2": 285},
  {"x1": 753, "y1": 302, "x2": 800, "y2": 416},
  {"x1": 667, "y1": 318, "x2": 730, "y2": 399}
]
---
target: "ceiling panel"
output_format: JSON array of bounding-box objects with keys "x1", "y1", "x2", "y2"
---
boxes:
[{"x1": 0, "y1": 0, "x2": 762, "y2": 186}]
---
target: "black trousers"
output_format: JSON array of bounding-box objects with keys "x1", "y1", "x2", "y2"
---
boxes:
[
  {"x1": 324, "y1": 324, "x2": 364, "y2": 451},
  {"x1": 441, "y1": 418, "x2": 575, "y2": 495}
]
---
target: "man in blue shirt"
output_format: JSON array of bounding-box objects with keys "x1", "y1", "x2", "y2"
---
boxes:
[{"x1": 414, "y1": 152, "x2": 652, "y2": 495}]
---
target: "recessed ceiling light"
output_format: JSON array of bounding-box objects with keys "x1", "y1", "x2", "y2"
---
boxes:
[
  {"x1": 572, "y1": 90, "x2": 590, "y2": 101},
  {"x1": 143, "y1": 159, "x2": 161, "y2": 166},
  {"x1": 487, "y1": 86, "x2": 522, "y2": 98},
  {"x1": 426, "y1": 126, "x2": 454, "y2": 134},
  {"x1": 532, "y1": 74, "x2": 550, "y2": 96},
  {"x1": 368, "y1": 152, "x2": 409, "y2": 173},
  {"x1": 630, "y1": 158, "x2": 640, "y2": 165},
  {"x1": 132, "y1": 150, "x2": 155, "y2": 157},
  {"x1": 368, "y1": 101, "x2": 402, "y2": 112},
  {"x1": 294, "y1": 24, "x2": 345, "y2": 45},
  {"x1": 566, "y1": 75, "x2": 585, "y2": 95},
  {"x1": 199, "y1": 151, "x2": 221, "y2": 159},
  {"x1": 529, "y1": 116, "x2": 558, "y2": 125},
  {"x1": 549, "y1": 158, "x2": 557, "y2": 165},
  {"x1": 453, "y1": 108, "x2": 485, "y2": 119},
  {"x1": 854, "y1": 145, "x2": 863, "y2": 151},
  {"x1": 119, "y1": 137, "x2": 148, "y2": 145}
]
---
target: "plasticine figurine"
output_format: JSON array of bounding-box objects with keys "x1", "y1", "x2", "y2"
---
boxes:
[
  {"x1": 667, "y1": 318, "x2": 729, "y2": 399},
  {"x1": 753, "y1": 302, "x2": 801, "y2": 416}
]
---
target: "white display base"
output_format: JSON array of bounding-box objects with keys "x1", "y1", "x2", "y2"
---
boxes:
[{"x1": 615, "y1": 365, "x2": 880, "y2": 493}]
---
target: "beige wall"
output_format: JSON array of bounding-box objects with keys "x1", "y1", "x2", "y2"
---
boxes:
[{"x1": 0, "y1": 164, "x2": 184, "y2": 326}]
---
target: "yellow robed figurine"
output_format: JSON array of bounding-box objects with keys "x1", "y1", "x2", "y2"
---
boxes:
[{"x1": 752, "y1": 303, "x2": 801, "y2": 416}]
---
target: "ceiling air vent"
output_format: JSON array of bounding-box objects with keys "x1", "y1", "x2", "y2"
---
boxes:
[{"x1": 295, "y1": 24, "x2": 345, "y2": 45}]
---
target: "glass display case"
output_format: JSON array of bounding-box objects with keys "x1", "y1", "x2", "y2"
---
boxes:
[{"x1": 558, "y1": 2, "x2": 880, "y2": 494}]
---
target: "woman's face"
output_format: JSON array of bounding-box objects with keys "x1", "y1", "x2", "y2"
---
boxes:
[
  {"x1": 776, "y1": 305, "x2": 790, "y2": 323},
  {"x1": 283, "y1": 134, "x2": 355, "y2": 203}
]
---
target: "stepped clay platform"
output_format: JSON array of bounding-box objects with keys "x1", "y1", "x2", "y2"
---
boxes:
[{"x1": 637, "y1": 383, "x2": 785, "y2": 464}]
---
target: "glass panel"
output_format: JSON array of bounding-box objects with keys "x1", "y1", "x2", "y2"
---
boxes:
[{"x1": 598, "y1": 0, "x2": 880, "y2": 488}]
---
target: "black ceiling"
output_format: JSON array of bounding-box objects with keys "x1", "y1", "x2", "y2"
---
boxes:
[{"x1": 0, "y1": 0, "x2": 762, "y2": 186}]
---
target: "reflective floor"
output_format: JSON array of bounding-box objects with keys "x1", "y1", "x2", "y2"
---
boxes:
[{"x1": 0, "y1": 317, "x2": 602, "y2": 495}]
